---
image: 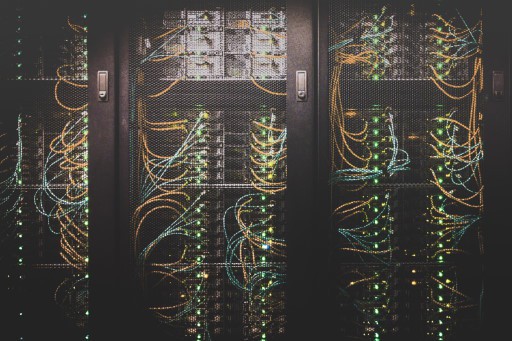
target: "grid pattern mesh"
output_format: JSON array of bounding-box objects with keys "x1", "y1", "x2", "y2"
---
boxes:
[
  {"x1": 0, "y1": 2, "x2": 89, "y2": 339},
  {"x1": 129, "y1": 1, "x2": 287, "y2": 340},
  {"x1": 328, "y1": 1, "x2": 484, "y2": 339}
]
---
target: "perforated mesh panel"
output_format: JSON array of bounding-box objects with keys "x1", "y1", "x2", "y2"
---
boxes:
[
  {"x1": 0, "y1": 2, "x2": 89, "y2": 339},
  {"x1": 328, "y1": 1, "x2": 484, "y2": 339},
  {"x1": 129, "y1": 2, "x2": 287, "y2": 340}
]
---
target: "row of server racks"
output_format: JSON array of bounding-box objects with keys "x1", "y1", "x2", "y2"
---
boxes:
[{"x1": 0, "y1": 0, "x2": 510, "y2": 340}]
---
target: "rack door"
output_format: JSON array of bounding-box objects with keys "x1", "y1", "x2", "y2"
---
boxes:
[
  {"x1": 103, "y1": 1, "x2": 317, "y2": 340},
  {"x1": 0, "y1": 1, "x2": 90, "y2": 340},
  {"x1": 319, "y1": 0, "x2": 510, "y2": 340}
]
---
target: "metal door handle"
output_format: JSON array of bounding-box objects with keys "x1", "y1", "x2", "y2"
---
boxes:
[
  {"x1": 296, "y1": 70, "x2": 307, "y2": 102},
  {"x1": 98, "y1": 71, "x2": 109, "y2": 101}
]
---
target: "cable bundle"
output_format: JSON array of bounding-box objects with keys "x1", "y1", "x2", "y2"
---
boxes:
[
  {"x1": 132, "y1": 104, "x2": 211, "y2": 329},
  {"x1": 329, "y1": 8, "x2": 403, "y2": 339},
  {"x1": 224, "y1": 109, "x2": 287, "y2": 339},
  {"x1": 31, "y1": 17, "x2": 89, "y2": 327},
  {"x1": 426, "y1": 11, "x2": 483, "y2": 339}
]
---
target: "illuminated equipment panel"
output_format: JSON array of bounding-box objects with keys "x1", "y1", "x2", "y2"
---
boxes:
[
  {"x1": 0, "y1": 2, "x2": 89, "y2": 339},
  {"x1": 328, "y1": 1, "x2": 483, "y2": 339},
  {"x1": 129, "y1": 2, "x2": 287, "y2": 340}
]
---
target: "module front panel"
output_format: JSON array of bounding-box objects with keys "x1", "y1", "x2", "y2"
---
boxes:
[
  {"x1": 328, "y1": 1, "x2": 484, "y2": 339},
  {"x1": 128, "y1": 2, "x2": 287, "y2": 340}
]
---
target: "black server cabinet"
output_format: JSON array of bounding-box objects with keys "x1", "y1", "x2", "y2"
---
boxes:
[
  {"x1": 91, "y1": 1, "x2": 317, "y2": 341},
  {"x1": 318, "y1": 1, "x2": 510, "y2": 340},
  {"x1": 0, "y1": 1, "x2": 509, "y2": 340},
  {"x1": 1, "y1": 1, "x2": 89, "y2": 340}
]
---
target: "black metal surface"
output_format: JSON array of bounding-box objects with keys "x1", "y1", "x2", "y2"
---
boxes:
[
  {"x1": 88, "y1": 1, "x2": 118, "y2": 340},
  {"x1": 285, "y1": 1, "x2": 318, "y2": 340},
  {"x1": 481, "y1": 2, "x2": 512, "y2": 340}
]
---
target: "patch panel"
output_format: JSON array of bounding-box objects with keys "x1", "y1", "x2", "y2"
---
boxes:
[{"x1": 135, "y1": 8, "x2": 287, "y2": 81}]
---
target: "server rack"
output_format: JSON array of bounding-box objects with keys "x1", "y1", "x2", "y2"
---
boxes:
[
  {"x1": 0, "y1": 1, "x2": 89, "y2": 340},
  {"x1": 0, "y1": 1, "x2": 509, "y2": 340},
  {"x1": 318, "y1": 1, "x2": 510, "y2": 340},
  {"x1": 94, "y1": 1, "x2": 317, "y2": 340}
]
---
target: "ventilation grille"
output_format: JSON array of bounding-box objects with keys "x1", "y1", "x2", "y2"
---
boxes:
[
  {"x1": 129, "y1": 2, "x2": 287, "y2": 340},
  {"x1": 328, "y1": 1, "x2": 484, "y2": 339}
]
